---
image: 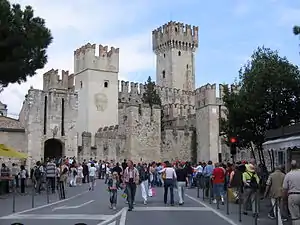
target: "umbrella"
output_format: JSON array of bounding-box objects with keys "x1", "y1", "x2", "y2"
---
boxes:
[{"x1": 0, "y1": 144, "x2": 27, "y2": 158}]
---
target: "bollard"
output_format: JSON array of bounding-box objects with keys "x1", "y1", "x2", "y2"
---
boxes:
[
  {"x1": 209, "y1": 180, "x2": 212, "y2": 204},
  {"x1": 31, "y1": 182, "x2": 35, "y2": 208},
  {"x1": 197, "y1": 177, "x2": 200, "y2": 198},
  {"x1": 12, "y1": 181, "x2": 16, "y2": 213},
  {"x1": 46, "y1": 180, "x2": 50, "y2": 204},
  {"x1": 202, "y1": 186, "x2": 205, "y2": 201},
  {"x1": 238, "y1": 188, "x2": 242, "y2": 222},
  {"x1": 226, "y1": 188, "x2": 229, "y2": 215},
  {"x1": 275, "y1": 198, "x2": 279, "y2": 225},
  {"x1": 254, "y1": 191, "x2": 258, "y2": 225}
]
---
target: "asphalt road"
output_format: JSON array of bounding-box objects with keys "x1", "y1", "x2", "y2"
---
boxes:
[{"x1": 0, "y1": 180, "x2": 260, "y2": 225}]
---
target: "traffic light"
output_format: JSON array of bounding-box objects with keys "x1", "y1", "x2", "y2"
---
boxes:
[{"x1": 229, "y1": 137, "x2": 237, "y2": 155}]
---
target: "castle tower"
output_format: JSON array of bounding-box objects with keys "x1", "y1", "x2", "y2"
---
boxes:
[
  {"x1": 74, "y1": 43, "x2": 119, "y2": 145},
  {"x1": 195, "y1": 84, "x2": 221, "y2": 163},
  {"x1": 152, "y1": 21, "x2": 198, "y2": 91}
]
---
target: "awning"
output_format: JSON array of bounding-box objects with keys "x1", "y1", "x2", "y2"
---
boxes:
[{"x1": 263, "y1": 136, "x2": 300, "y2": 151}]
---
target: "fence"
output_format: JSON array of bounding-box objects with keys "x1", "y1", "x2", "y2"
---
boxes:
[
  {"x1": 195, "y1": 176, "x2": 284, "y2": 225},
  {"x1": 3, "y1": 177, "x2": 66, "y2": 213}
]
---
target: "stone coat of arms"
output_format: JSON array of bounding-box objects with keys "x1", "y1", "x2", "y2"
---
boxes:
[{"x1": 94, "y1": 93, "x2": 108, "y2": 111}]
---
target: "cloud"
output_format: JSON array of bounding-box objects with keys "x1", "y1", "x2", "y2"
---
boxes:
[{"x1": 1, "y1": 0, "x2": 156, "y2": 117}]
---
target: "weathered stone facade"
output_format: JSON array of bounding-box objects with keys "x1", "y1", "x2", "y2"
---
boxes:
[{"x1": 1, "y1": 21, "x2": 242, "y2": 166}]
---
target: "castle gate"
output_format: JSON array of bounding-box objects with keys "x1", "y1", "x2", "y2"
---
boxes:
[{"x1": 44, "y1": 138, "x2": 63, "y2": 161}]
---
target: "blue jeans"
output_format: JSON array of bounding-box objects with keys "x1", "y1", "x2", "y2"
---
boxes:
[{"x1": 213, "y1": 183, "x2": 224, "y2": 199}]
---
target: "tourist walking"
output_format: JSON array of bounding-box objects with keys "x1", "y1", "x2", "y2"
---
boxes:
[
  {"x1": 139, "y1": 163, "x2": 150, "y2": 205},
  {"x1": 123, "y1": 160, "x2": 139, "y2": 211},
  {"x1": 160, "y1": 161, "x2": 177, "y2": 206},
  {"x1": 176, "y1": 162, "x2": 188, "y2": 205},
  {"x1": 89, "y1": 163, "x2": 97, "y2": 191},
  {"x1": 107, "y1": 172, "x2": 122, "y2": 210}
]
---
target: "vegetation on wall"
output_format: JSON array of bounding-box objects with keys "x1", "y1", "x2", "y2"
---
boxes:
[
  {"x1": 220, "y1": 46, "x2": 300, "y2": 164},
  {"x1": 0, "y1": 0, "x2": 52, "y2": 91},
  {"x1": 191, "y1": 129, "x2": 197, "y2": 163},
  {"x1": 142, "y1": 76, "x2": 162, "y2": 114}
]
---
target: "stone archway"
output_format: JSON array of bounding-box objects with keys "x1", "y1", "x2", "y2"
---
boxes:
[{"x1": 44, "y1": 138, "x2": 63, "y2": 161}]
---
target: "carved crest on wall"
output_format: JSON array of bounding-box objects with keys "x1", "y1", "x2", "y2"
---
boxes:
[{"x1": 94, "y1": 93, "x2": 108, "y2": 111}]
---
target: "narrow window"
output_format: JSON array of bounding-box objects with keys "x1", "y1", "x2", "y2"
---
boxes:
[
  {"x1": 43, "y1": 96, "x2": 47, "y2": 135},
  {"x1": 162, "y1": 70, "x2": 165, "y2": 78},
  {"x1": 163, "y1": 54, "x2": 165, "y2": 58},
  {"x1": 175, "y1": 27, "x2": 178, "y2": 32},
  {"x1": 104, "y1": 81, "x2": 109, "y2": 88},
  {"x1": 138, "y1": 104, "x2": 142, "y2": 116},
  {"x1": 80, "y1": 81, "x2": 83, "y2": 88},
  {"x1": 186, "y1": 64, "x2": 189, "y2": 69},
  {"x1": 178, "y1": 51, "x2": 181, "y2": 56},
  {"x1": 61, "y1": 98, "x2": 65, "y2": 136}
]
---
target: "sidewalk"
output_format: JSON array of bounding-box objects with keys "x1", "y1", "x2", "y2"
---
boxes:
[
  {"x1": 186, "y1": 187, "x2": 290, "y2": 225},
  {"x1": 0, "y1": 182, "x2": 90, "y2": 217}
]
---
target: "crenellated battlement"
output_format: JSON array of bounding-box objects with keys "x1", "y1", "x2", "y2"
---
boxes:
[
  {"x1": 152, "y1": 21, "x2": 199, "y2": 52},
  {"x1": 43, "y1": 69, "x2": 74, "y2": 92},
  {"x1": 95, "y1": 125, "x2": 123, "y2": 139},
  {"x1": 162, "y1": 103, "x2": 195, "y2": 118},
  {"x1": 117, "y1": 80, "x2": 195, "y2": 107},
  {"x1": 219, "y1": 84, "x2": 241, "y2": 99},
  {"x1": 74, "y1": 43, "x2": 119, "y2": 74},
  {"x1": 195, "y1": 83, "x2": 218, "y2": 108}
]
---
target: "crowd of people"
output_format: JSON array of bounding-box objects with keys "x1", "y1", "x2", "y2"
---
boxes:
[{"x1": 2, "y1": 156, "x2": 300, "y2": 225}]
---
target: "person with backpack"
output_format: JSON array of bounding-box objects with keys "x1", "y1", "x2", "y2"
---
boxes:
[
  {"x1": 242, "y1": 163, "x2": 260, "y2": 217},
  {"x1": 33, "y1": 161, "x2": 44, "y2": 194}
]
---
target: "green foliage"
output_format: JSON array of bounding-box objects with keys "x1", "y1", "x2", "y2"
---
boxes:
[
  {"x1": 142, "y1": 76, "x2": 161, "y2": 116},
  {"x1": 191, "y1": 129, "x2": 197, "y2": 163},
  {"x1": 0, "y1": 0, "x2": 52, "y2": 87},
  {"x1": 293, "y1": 26, "x2": 300, "y2": 35},
  {"x1": 220, "y1": 46, "x2": 300, "y2": 152}
]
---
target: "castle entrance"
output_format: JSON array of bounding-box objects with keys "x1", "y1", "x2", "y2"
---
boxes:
[{"x1": 44, "y1": 138, "x2": 63, "y2": 161}]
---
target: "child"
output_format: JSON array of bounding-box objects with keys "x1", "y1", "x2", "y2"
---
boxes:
[{"x1": 107, "y1": 172, "x2": 121, "y2": 209}]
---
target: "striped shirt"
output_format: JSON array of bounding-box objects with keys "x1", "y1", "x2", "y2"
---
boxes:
[{"x1": 46, "y1": 162, "x2": 56, "y2": 178}]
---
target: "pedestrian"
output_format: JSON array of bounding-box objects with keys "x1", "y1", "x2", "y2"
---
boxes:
[
  {"x1": 138, "y1": 163, "x2": 150, "y2": 205},
  {"x1": 159, "y1": 161, "x2": 177, "y2": 206},
  {"x1": 283, "y1": 160, "x2": 300, "y2": 225},
  {"x1": 107, "y1": 172, "x2": 122, "y2": 210},
  {"x1": 123, "y1": 160, "x2": 139, "y2": 211},
  {"x1": 176, "y1": 162, "x2": 188, "y2": 205},
  {"x1": 88, "y1": 163, "x2": 97, "y2": 191}
]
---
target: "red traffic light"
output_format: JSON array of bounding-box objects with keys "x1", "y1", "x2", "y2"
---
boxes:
[{"x1": 230, "y1": 137, "x2": 237, "y2": 143}]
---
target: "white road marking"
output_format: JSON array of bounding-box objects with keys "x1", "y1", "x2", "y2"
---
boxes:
[
  {"x1": 0, "y1": 214, "x2": 112, "y2": 220},
  {"x1": 52, "y1": 200, "x2": 94, "y2": 211},
  {"x1": 133, "y1": 206, "x2": 211, "y2": 211},
  {"x1": 119, "y1": 208, "x2": 127, "y2": 225},
  {"x1": 185, "y1": 194, "x2": 239, "y2": 225},
  {"x1": 108, "y1": 222, "x2": 116, "y2": 225},
  {"x1": 4, "y1": 189, "x2": 90, "y2": 217},
  {"x1": 97, "y1": 207, "x2": 126, "y2": 225}
]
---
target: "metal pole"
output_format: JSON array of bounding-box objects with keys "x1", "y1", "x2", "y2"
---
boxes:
[
  {"x1": 46, "y1": 179, "x2": 50, "y2": 204},
  {"x1": 12, "y1": 180, "x2": 16, "y2": 213},
  {"x1": 31, "y1": 181, "x2": 35, "y2": 208},
  {"x1": 202, "y1": 185, "x2": 205, "y2": 201},
  {"x1": 226, "y1": 188, "x2": 229, "y2": 215},
  {"x1": 238, "y1": 187, "x2": 242, "y2": 222},
  {"x1": 209, "y1": 179, "x2": 212, "y2": 204},
  {"x1": 275, "y1": 198, "x2": 279, "y2": 225},
  {"x1": 197, "y1": 176, "x2": 200, "y2": 198},
  {"x1": 254, "y1": 191, "x2": 258, "y2": 225}
]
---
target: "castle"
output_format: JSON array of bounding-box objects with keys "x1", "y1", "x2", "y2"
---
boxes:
[{"x1": 1, "y1": 21, "x2": 251, "y2": 168}]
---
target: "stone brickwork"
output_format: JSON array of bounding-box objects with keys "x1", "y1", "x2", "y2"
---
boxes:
[{"x1": 1, "y1": 21, "x2": 245, "y2": 166}]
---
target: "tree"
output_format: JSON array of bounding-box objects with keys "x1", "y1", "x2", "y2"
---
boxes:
[
  {"x1": 142, "y1": 76, "x2": 161, "y2": 116},
  {"x1": 0, "y1": 0, "x2": 52, "y2": 88},
  {"x1": 220, "y1": 46, "x2": 300, "y2": 163},
  {"x1": 293, "y1": 26, "x2": 300, "y2": 35}
]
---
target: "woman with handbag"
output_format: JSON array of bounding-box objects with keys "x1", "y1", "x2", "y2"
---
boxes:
[{"x1": 159, "y1": 161, "x2": 177, "y2": 206}]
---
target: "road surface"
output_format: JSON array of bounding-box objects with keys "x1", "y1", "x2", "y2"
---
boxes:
[{"x1": 0, "y1": 180, "x2": 266, "y2": 225}]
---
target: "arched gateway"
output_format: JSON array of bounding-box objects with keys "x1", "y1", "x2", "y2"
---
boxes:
[{"x1": 44, "y1": 138, "x2": 63, "y2": 160}]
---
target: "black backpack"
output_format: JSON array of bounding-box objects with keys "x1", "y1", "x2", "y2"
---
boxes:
[
  {"x1": 248, "y1": 172, "x2": 259, "y2": 190},
  {"x1": 34, "y1": 167, "x2": 42, "y2": 179}
]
